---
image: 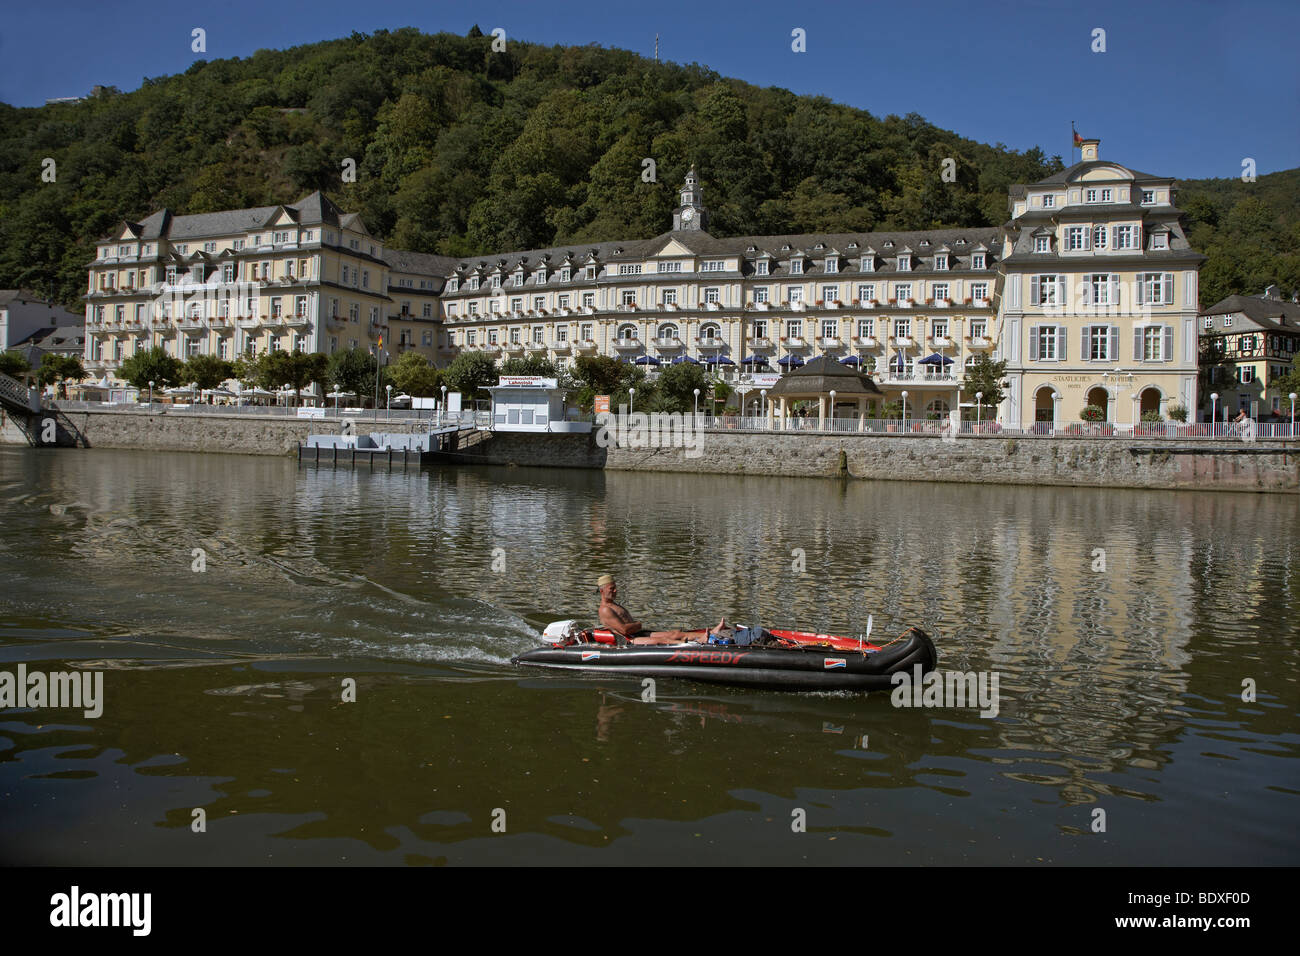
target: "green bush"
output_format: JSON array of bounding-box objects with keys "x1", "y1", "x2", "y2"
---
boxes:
[
  {"x1": 1167, "y1": 403, "x2": 1188, "y2": 422},
  {"x1": 1079, "y1": 404, "x2": 1105, "y2": 422},
  {"x1": 1141, "y1": 409, "x2": 1164, "y2": 423}
]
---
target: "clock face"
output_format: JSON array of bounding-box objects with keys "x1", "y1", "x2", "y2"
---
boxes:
[{"x1": 681, "y1": 207, "x2": 695, "y2": 222}]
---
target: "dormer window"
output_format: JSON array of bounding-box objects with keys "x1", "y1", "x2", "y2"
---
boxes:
[
  {"x1": 468, "y1": 276, "x2": 480, "y2": 291},
  {"x1": 972, "y1": 253, "x2": 986, "y2": 269},
  {"x1": 1141, "y1": 190, "x2": 1156, "y2": 205},
  {"x1": 1034, "y1": 236, "x2": 1051, "y2": 253},
  {"x1": 919, "y1": 239, "x2": 930, "y2": 248},
  {"x1": 1042, "y1": 195, "x2": 1056, "y2": 208},
  {"x1": 448, "y1": 278, "x2": 459, "y2": 292},
  {"x1": 585, "y1": 265, "x2": 597, "y2": 280},
  {"x1": 824, "y1": 257, "x2": 838, "y2": 274},
  {"x1": 934, "y1": 254, "x2": 949, "y2": 271},
  {"x1": 789, "y1": 259, "x2": 804, "y2": 275},
  {"x1": 560, "y1": 267, "x2": 571, "y2": 282},
  {"x1": 513, "y1": 271, "x2": 524, "y2": 286},
  {"x1": 755, "y1": 260, "x2": 769, "y2": 276},
  {"x1": 1222, "y1": 315, "x2": 1233, "y2": 328},
  {"x1": 897, "y1": 255, "x2": 911, "y2": 272},
  {"x1": 883, "y1": 240, "x2": 895, "y2": 249},
  {"x1": 490, "y1": 275, "x2": 502, "y2": 289},
  {"x1": 1151, "y1": 233, "x2": 1168, "y2": 250},
  {"x1": 861, "y1": 256, "x2": 875, "y2": 272},
  {"x1": 536, "y1": 267, "x2": 547, "y2": 283}
]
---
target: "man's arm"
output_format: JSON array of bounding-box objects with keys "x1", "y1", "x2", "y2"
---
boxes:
[{"x1": 598, "y1": 603, "x2": 641, "y2": 637}]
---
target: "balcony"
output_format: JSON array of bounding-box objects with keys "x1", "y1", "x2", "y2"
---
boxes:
[
  {"x1": 551, "y1": 341, "x2": 572, "y2": 355},
  {"x1": 853, "y1": 336, "x2": 879, "y2": 349},
  {"x1": 818, "y1": 337, "x2": 843, "y2": 350},
  {"x1": 890, "y1": 336, "x2": 915, "y2": 349},
  {"x1": 929, "y1": 336, "x2": 953, "y2": 348},
  {"x1": 790, "y1": 301, "x2": 807, "y2": 312},
  {"x1": 932, "y1": 298, "x2": 951, "y2": 308},
  {"x1": 896, "y1": 299, "x2": 913, "y2": 309},
  {"x1": 750, "y1": 301, "x2": 770, "y2": 311},
  {"x1": 574, "y1": 338, "x2": 598, "y2": 354},
  {"x1": 653, "y1": 335, "x2": 683, "y2": 350},
  {"x1": 482, "y1": 343, "x2": 503, "y2": 355},
  {"x1": 285, "y1": 313, "x2": 309, "y2": 327},
  {"x1": 695, "y1": 336, "x2": 725, "y2": 351},
  {"x1": 782, "y1": 336, "x2": 809, "y2": 349},
  {"x1": 747, "y1": 336, "x2": 773, "y2": 349},
  {"x1": 662, "y1": 302, "x2": 680, "y2": 311},
  {"x1": 854, "y1": 298, "x2": 879, "y2": 308},
  {"x1": 612, "y1": 337, "x2": 642, "y2": 351},
  {"x1": 821, "y1": 300, "x2": 841, "y2": 310},
  {"x1": 967, "y1": 335, "x2": 993, "y2": 350},
  {"x1": 615, "y1": 303, "x2": 640, "y2": 313},
  {"x1": 502, "y1": 341, "x2": 525, "y2": 355},
  {"x1": 526, "y1": 340, "x2": 548, "y2": 354},
  {"x1": 325, "y1": 314, "x2": 345, "y2": 329},
  {"x1": 704, "y1": 301, "x2": 722, "y2": 311},
  {"x1": 177, "y1": 317, "x2": 204, "y2": 331}
]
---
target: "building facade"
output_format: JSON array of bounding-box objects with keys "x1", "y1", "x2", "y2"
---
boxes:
[
  {"x1": 83, "y1": 193, "x2": 453, "y2": 388},
  {"x1": 999, "y1": 140, "x2": 1204, "y2": 428},
  {"x1": 84, "y1": 146, "x2": 1208, "y2": 423},
  {"x1": 1197, "y1": 287, "x2": 1300, "y2": 420}
]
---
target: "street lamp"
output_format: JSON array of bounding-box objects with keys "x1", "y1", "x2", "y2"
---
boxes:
[
  {"x1": 148, "y1": 380, "x2": 154, "y2": 404},
  {"x1": 441, "y1": 384, "x2": 448, "y2": 426},
  {"x1": 629, "y1": 387, "x2": 635, "y2": 414},
  {"x1": 1211, "y1": 392, "x2": 1219, "y2": 434},
  {"x1": 828, "y1": 389, "x2": 836, "y2": 431},
  {"x1": 976, "y1": 390, "x2": 983, "y2": 431},
  {"x1": 283, "y1": 383, "x2": 290, "y2": 410},
  {"x1": 761, "y1": 389, "x2": 767, "y2": 428},
  {"x1": 1290, "y1": 392, "x2": 1297, "y2": 437},
  {"x1": 693, "y1": 387, "x2": 700, "y2": 422},
  {"x1": 901, "y1": 390, "x2": 909, "y2": 428},
  {"x1": 386, "y1": 384, "x2": 392, "y2": 423}
]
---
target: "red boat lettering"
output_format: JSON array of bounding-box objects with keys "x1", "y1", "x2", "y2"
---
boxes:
[{"x1": 666, "y1": 650, "x2": 750, "y2": 665}]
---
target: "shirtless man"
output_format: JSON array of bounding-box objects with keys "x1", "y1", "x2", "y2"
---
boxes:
[{"x1": 596, "y1": 574, "x2": 729, "y2": 645}]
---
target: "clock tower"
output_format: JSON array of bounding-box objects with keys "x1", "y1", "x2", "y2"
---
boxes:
[{"x1": 672, "y1": 166, "x2": 708, "y2": 231}]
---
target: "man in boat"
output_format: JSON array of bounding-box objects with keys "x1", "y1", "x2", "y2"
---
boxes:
[{"x1": 597, "y1": 574, "x2": 730, "y2": 645}]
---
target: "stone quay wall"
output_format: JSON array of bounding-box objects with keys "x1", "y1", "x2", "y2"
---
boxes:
[{"x1": 3, "y1": 408, "x2": 1296, "y2": 492}]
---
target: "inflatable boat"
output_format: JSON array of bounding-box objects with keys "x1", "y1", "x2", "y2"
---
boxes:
[{"x1": 511, "y1": 622, "x2": 937, "y2": 692}]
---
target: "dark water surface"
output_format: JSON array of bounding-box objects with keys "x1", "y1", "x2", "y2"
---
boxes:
[{"x1": 1, "y1": 446, "x2": 1296, "y2": 865}]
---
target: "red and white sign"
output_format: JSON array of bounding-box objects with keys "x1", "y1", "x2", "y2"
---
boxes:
[
  {"x1": 497, "y1": 375, "x2": 550, "y2": 387},
  {"x1": 594, "y1": 395, "x2": 611, "y2": 414}
]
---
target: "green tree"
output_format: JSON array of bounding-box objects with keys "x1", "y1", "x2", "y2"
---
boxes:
[
  {"x1": 443, "y1": 350, "x2": 498, "y2": 401},
  {"x1": 37, "y1": 354, "x2": 89, "y2": 398},
  {"x1": 327, "y1": 347, "x2": 382, "y2": 406},
  {"x1": 389, "y1": 350, "x2": 443, "y2": 396},
  {"x1": 498, "y1": 355, "x2": 559, "y2": 377},
  {"x1": 261, "y1": 350, "x2": 329, "y2": 405},
  {"x1": 962, "y1": 354, "x2": 1008, "y2": 412},
  {"x1": 181, "y1": 354, "x2": 234, "y2": 391},
  {"x1": 119, "y1": 347, "x2": 183, "y2": 392},
  {"x1": 651, "y1": 361, "x2": 709, "y2": 413},
  {"x1": 0, "y1": 351, "x2": 32, "y2": 382}
]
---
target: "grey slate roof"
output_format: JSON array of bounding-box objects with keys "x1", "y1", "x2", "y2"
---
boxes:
[
  {"x1": 1032, "y1": 159, "x2": 1169, "y2": 186},
  {"x1": 767, "y1": 354, "x2": 883, "y2": 396},
  {"x1": 1199, "y1": 294, "x2": 1300, "y2": 331},
  {"x1": 117, "y1": 191, "x2": 350, "y2": 242},
  {"x1": 382, "y1": 248, "x2": 461, "y2": 277}
]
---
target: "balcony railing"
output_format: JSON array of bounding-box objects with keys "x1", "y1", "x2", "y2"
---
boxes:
[
  {"x1": 891, "y1": 336, "x2": 915, "y2": 348},
  {"x1": 575, "y1": 338, "x2": 598, "y2": 353},
  {"x1": 613, "y1": 337, "x2": 641, "y2": 350},
  {"x1": 653, "y1": 336, "x2": 683, "y2": 349},
  {"x1": 853, "y1": 336, "x2": 878, "y2": 348},
  {"x1": 781, "y1": 336, "x2": 808, "y2": 349},
  {"x1": 696, "y1": 336, "x2": 725, "y2": 350},
  {"x1": 818, "y1": 337, "x2": 843, "y2": 349},
  {"x1": 747, "y1": 336, "x2": 773, "y2": 348},
  {"x1": 967, "y1": 335, "x2": 992, "y2": 349},
  {"x1": 551, "y1": 341, "x2": 572, "y2": 354}
]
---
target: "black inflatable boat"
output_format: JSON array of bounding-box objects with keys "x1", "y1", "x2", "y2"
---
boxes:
[{"x1": 512, "y1": 625, "x2": 937, "y2": 692}]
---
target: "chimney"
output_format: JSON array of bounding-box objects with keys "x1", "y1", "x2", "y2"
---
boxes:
[{"x1": 1079, "y1": 139, "x2": 1101, "y2": 162}]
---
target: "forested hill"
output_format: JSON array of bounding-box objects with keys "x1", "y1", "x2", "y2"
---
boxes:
[{"x1": 0, "y1": 26, "x2": 1293, "y2": 310}]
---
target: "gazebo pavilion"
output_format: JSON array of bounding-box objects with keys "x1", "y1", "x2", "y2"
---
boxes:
[{"x1": 766, "y1": 354, "x2": 883, "y2": 430}]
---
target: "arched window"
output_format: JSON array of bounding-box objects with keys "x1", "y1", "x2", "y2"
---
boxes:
[
  {"x1": 699, "y1": 323, "x2": 721, "y2": 340},
  {"x1": 658, "y1": 323, "x2": 679, "y2": 339},
  {"x1": 618, "y1": 323, "x2": 638, "y2": 340}
]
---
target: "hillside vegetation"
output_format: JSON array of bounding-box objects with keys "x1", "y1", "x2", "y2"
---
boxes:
[{"x1": 0, "y1": 26, "x2": 1293, "y2": 309}]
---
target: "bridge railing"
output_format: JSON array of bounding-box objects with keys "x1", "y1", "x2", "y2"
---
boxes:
[{"x1": 0, "y1": 372, "x2": 42, "y2": 414}]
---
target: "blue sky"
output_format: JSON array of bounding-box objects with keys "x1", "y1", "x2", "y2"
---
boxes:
[{"x1": 2, "y1": 0, "x2": 1296, "y2": 180}]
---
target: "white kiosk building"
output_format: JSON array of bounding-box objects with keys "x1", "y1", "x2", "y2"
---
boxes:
[{"x1": 487, "y1": 376, "x2": 591, "y2": 433}]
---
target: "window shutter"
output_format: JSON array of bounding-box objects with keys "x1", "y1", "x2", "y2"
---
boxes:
[
  {"x1": 1112, "y1": 225, "x2": 1120, "y2": 249},
  {"x1": 1056, "y1": 276, "x2": 1066, "y2": 307},
  {"x1": 1081, "y1": 276, "x2": 1092, "y2": 306},
  {"x1": 1133, "y1": 326, "x2": 1143, "y2": 362},
  {"x1": 1058, "y1": 326, "x2": 1067, "y2": 361},
  {"x1": 1029, "y1": 326, "x2": 1039, "y2": 360},
  {"x1": 1081, "y1": 326, "x2": 1089, "y2": 359},
  {"x1": 1135, "y1": 276, "x2": 1145, "y2": 306},
  {"x1": 1030, "y1": 275, "x2": 1040, "y2": 305},
  {"x1": 1163, "y1": 325, "x2": 1173, "y2": 362},
  {"x1": 1135, "y1": 224, "x2": 1142, "y2": 250},
  {"x1": 1163, "y1": 273, "x2": 1174, "y2": 306},
  {"x1": 1109, "y1": 325, "x2": 1119, "y2": 361},
  {"x1": 1082, "y1": 228, "x2": 1091, "y2": 251},
  {"x1": 1109, "y1": 275, "x2": 1120, "y2": 307}
]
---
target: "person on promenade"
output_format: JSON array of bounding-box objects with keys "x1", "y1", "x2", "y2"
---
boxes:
[{"x1": 596, "y1": 574, "x2": 729, "y2": 645}]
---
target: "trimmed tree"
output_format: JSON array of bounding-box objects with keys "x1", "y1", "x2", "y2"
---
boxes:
[
  {"x1": 443, "y1": 350, "x2": 498, "y2": 402},
  {"x1": 181, "y1": 354, "x2": 234, "y2": 391},
  {"x1": 261, "y1": 350, "x2": 329, "y2": 406},
  {"x1": 962, "y1": 353, "x2": 1008, "y2": 411},
  {"x1": 119, "y1": 347, "x2": 183, "y2": 393},
  {"x1": 327, "y1": 348, "x2": 383, "y2": 406},
  {"x1": 0, "y1": 351, "x2": 32, "y2": 382},
  {"x1": 37, "y1": 354, "x2": 89, "y2": 398},
  {"x1": 390, "y1": 350, "x2": 443, "y2": 397}
]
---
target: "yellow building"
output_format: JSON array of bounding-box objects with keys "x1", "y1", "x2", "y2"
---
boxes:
[
  {"x1": 999, "y1": 140, "x2": 1204, "y2": 429},
  {"x1": 84, "y1": 192, "x2": 449, "y2": 398}
]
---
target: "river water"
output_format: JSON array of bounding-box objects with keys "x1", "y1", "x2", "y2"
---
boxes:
[{"x1": 1, "y1": 446, "x2": 1296, "y2": 865}]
